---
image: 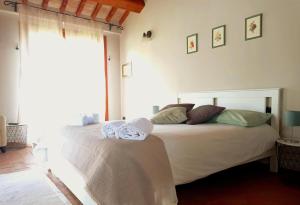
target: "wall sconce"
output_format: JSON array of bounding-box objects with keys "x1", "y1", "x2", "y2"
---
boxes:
[{"x1": 143, "y1": 30, "x2": 152, "y2": 38}]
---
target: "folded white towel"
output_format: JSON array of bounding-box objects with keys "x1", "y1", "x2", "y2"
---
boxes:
[
  {"x1": 116, "y1": 118, "x2": 153, "y2": 141},
  {"x1": 101, "y1": 120, "x2": 125, "y2": 138}
]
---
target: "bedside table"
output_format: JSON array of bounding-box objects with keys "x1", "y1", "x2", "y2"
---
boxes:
[
  {"x1": 277, "y1": 138, "x2": 300, "y2": 181},
  {"x1": 6, "y1": 124, "x2": 28, "y2": 147}
]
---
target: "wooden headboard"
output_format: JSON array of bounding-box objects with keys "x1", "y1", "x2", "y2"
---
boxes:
[{"x1": 178, "y1": 88, "x2": 282, "y2": 132}]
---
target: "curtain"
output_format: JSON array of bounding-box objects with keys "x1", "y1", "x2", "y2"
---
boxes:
[
  {"x1": 61, "y1": 15, "x2": 105, "y2": 124},
  {"x1": 19, "y1": 5, "x2": 105, "y2": 144}
]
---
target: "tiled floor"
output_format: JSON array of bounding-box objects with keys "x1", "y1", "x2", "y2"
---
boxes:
[{"x1": 0, "y1": 147, "x2": 36, "y2": 174}]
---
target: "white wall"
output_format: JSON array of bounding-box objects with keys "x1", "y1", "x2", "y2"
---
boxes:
[
  {"x1": 0, "y1": 10, "x2": 20, "y2": 123},
  {"x1": 120, "y1": 0, "x2": 300, "y2": 122},
  {"x1": 106, "y1": 34, "x2": 121, "y2": 120}
]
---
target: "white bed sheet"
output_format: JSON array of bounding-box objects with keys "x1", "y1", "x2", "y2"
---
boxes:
[
  {"x1": 50, "y1": 123, "x2": 279, "y2": 205},
  {"x1": 152, "y1": 124, "x2": 280, "y2": 185}
]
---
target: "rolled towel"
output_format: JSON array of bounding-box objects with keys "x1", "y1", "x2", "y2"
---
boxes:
[
  {"x1": 116, "y1": 118, "x2": 153, "y2": 141},
  {"x1": 101, "y1": 120, "x2": 125, "y2": 138}
]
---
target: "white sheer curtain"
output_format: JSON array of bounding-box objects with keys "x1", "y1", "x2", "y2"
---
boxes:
[
  {"x1": 19, "y1": 6, "x2": 105, "y2": 144},
  {"x1": 61, "y1": 15, "x2": 105, "y2": 124}
]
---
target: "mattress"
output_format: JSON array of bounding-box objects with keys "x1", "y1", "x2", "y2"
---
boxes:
[{"x1": 152, "y1": 124, "x2": 280, "y2": 185}]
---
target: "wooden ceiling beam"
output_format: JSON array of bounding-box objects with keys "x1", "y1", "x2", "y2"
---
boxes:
[
  {"x1": 105, "y1": 7, "x2": 117, "y2": 22},
  {"x1": 76, "y1": 0, "x2": 87, "y2": 16},
  {"x1": 91, "y1": 3, "x2": 102, "y2": 20},
  {"x1": 60, "y1": 0, "x2": 69, "y2": 13},
  {"x1": 119, "y1": 10, "x2": 129, "y2": 25},
  {"x1": 88, "y1": 0, "x2": 144, "y2": 13},
  {"x1": 42, "y1": 0, "x2": 50, "y2": 9}
]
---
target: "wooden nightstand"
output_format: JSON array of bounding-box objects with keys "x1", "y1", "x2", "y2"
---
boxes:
[{"x1": 277, "y1": 138, "x2": 300, "y2": 181}]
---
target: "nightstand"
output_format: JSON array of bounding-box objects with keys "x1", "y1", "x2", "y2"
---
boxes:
[{"x1": 277, "y1": 138, "x2": 300, "y2": 181}]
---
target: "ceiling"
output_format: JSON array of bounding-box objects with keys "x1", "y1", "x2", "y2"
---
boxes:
[{"x1": 21, "y1": 0, "x2": 145, "y2": 26}]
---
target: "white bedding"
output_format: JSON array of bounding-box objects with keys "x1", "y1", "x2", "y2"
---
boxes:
[
  {"x1": 152, "y1": 124, "x2": 280, "y2": 185},
  {"x1": 50, "y1": 123, "x2": 279, "y2": 205}
]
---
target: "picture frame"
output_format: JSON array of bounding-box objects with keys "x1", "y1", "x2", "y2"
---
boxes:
[
  {"x1": 186, "y1": 33, "x2": 198, "y2": 54},
  {"x1": 212, "y1": 25, "x2": 226, "y2": 48},
  {"x1": 122, "y1": 62, "x2": 132, "y2": 77},
  {"x1": 245, "y1": 13, "x2": 263, "y2": 41}
]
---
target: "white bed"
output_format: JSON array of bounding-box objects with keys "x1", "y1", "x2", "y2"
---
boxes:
[
  {"x1": 153, "y1": 124, "x2": 279, "y2": 185},
  {"x1": 50, "y1": 88, "x2": 282, "y2": 205}
]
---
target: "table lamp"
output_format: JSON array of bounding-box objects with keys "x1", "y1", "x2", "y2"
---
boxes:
[{"x1": 284, "y1": 110, "x2": 300, "y2": 138}]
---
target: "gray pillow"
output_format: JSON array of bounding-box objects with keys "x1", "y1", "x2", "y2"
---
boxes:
[
  {"x1": 160, "y1": 103, "x2": 195, "y2": 113},
  {"x1": 151, "y1": 107, "x2": 188, "y2": 124},
  {"x1": 186, "y1": 105, "x2": 225, "y2": 125}
]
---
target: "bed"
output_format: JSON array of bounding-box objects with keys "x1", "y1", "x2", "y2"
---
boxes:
[
  {"x1": 49, "y1": 88, "x2": 282, "y2": 205},
  {"x1": 153, "y1": 124, "x2": 279, "y2": 185}
]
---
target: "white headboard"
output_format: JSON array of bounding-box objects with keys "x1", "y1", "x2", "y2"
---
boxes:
[{"x1": 178, "y1": 88, "x2": 282, "y2": 132}]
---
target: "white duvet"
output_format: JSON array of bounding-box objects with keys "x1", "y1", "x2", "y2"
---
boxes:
[
  {"x1": 51, "y1": 123, "x2": 280, "y2": 205},
  {"x1": 152, "y1": 124, "x2": 280, "y2": 185}
]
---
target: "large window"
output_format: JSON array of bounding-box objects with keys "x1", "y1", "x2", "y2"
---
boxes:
[{"x1": 19, "y1": 6, "x2": 105, "y2": 143}]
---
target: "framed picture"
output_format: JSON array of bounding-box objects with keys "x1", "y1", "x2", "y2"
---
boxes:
[
  {"x1": 212, "y1": 25, "x2": 226, "y2": 48},
  {"x1": 122, "y1": 62, "x2": 132, "y2": 77},
  {"x1": 245, "y1": 13, "x2": 263, "y2": 40},
  {"x1": 186, "y1": 33, "x2": 198, "y2": 54}
]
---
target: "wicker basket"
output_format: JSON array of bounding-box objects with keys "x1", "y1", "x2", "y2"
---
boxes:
[
  {"x1": 7, "y1": 124, "x2": 27, "y2": 147},
  {"x1": 278, "y1": 143, "x2": 300, "y2": 172}
]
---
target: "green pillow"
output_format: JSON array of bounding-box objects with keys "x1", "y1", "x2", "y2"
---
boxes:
[
  {"x1": 214, "y1": 109, "x2": 272, "y2": 127},
  {"x1": 151, "y1": 107, "x2": 187, "y2": 124}
]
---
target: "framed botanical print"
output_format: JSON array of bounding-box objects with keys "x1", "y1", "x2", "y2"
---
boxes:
[
  {"x1": 186, "y1": 33, "x2": 198, "y2": 54},
  {"x1": 245, "y1": 13, "x2": 263, "y2": 40},
  {"x1": 212, "y1": 25, "x2": 226, "y2": 48}
]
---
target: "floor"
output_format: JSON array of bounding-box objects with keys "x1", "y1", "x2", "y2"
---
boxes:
[
  {"x1": 0, "y1": 147, "x2": 82, "y2": 205},
  {"x1": 176, "y1": 164, "x2": 300, "y2": 205},
  {"x1": 0, "y1": 169, "x2": 71, "y2": 205},
  {"x1": 0, "y1": 147, "x2": 36, "y2": 174},
  {"x1": 1, "y1": 147, "x2": 300, "y2": 205}
]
